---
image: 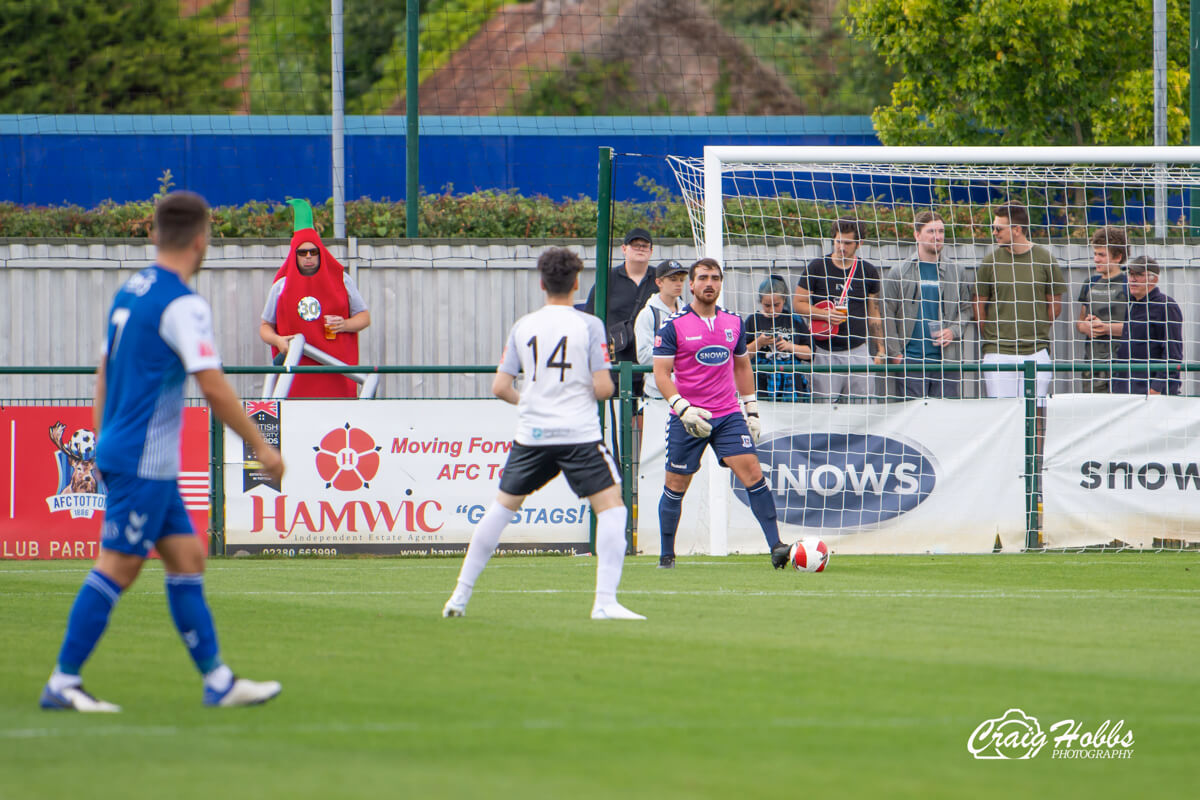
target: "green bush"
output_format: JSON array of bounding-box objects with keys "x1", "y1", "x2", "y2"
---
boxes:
[
  {"x1": 0, "y1": 181, "x2": 1179, "y2": 242},
  {"x1": 0, "y1": 180, "x2": 700, "y2": 239}
]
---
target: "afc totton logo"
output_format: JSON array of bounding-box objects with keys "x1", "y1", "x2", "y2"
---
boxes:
[
  {"x1": 968, "y1": 709, "x2": 1134, "y2": 760},
  {"x1": 45, "y1": 422, "x2": 106, "y2": 519},
  {"x1": 314, "y1": 423, "x2": 382, "y2": 491}
]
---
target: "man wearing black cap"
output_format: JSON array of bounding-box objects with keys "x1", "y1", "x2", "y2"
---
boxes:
[
  {"x1": 1113, "y1": 256, "x2": 1183, "y2": 395},
  {"x1": 635, "y1": 259, "x2": 689, "y2": 399},
  {"x1": 584, "y1": 227, "x2": 658, "y2": 395}
]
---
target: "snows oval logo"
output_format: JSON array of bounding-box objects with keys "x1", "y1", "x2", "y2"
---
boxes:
[
  {"x1": 734, "y1": 433, "x2": 937, "y2": 527},
  {"x1": 695, "y1": 345, "x2": 730, "y2": 366}
]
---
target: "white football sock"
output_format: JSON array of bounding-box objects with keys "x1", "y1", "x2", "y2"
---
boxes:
[
  {"x1": 452, "y1": 502, "x2": 513, "y2": 603},
  {"x1": 204, "y1": 664, "x2": 234, "y2": 693},
  {"x1": 593, "y1": 505, "x2": 629, "y2": 607},
  {"x1": 48, "y1": 668, "x2": 83, "y2": 693}
]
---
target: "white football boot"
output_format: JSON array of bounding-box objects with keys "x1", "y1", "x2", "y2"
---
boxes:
[
  {"x1": 39, "y1": 683, "x2": 121, "y2": 713},
  {"x1": 203, "y1": 677, "x2": 282, "y2": 708},
  {"x1": 590, "y1": 602, "x2": 646, "y2": 620}
]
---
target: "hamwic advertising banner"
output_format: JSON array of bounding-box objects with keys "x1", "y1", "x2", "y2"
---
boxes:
[
  {"x1": 223, "y1": 400, "x2": 590, "y2": 555},
  {"x1": 1043, "y1": 395, "x2": 1200, "y2": 548},
  {"x1": 638, "y1": 399, "x2": 1027, "y2": 555}
]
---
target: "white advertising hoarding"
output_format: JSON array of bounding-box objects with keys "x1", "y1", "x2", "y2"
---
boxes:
[
  {"x1": 1043, "y1": 395, "x2": 1200, "y2": 548},
  {"x1": 223, "y1": 400, "x2": 590, "y2": 555},
  {"x1": 638, "y1": 399, "x2": 1027, "y2": 555}
]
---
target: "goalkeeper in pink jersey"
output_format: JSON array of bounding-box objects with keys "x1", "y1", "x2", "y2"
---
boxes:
[{"x1": 652, "y1": 258, "x2": 792, "y2": 569}]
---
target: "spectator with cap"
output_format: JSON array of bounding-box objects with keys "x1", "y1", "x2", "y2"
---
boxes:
[
  {"x1": 635, "y1": 259, "x2": 688, "y2": 400},
  {"x1": 584, "y1": 227, "x2": 658, "y2": 396},
  {"x1": 1112, "y1": 256, "x2": 1183, "y2": 396}
]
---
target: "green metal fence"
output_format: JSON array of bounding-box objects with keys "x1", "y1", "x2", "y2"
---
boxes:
[{"x1": 3, "y1": 361, "x2": 1196, "y2": 556}]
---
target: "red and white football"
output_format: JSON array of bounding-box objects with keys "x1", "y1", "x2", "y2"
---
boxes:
[{"x1": 789, "y1": 537, "x2": 829, "y2": 573}]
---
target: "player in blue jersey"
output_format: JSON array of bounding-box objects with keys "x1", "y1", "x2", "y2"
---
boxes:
[
  {"x1": 39, "y1": 192, "x2": 286, "y2": 712},
  {"x1": 652, "y1": 258, "x2": 792, "y2": 569}
]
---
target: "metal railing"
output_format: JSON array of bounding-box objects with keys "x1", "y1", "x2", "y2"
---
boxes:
[{"x1": 4, "y1": 360, "x2": 1197, "y2": 555}]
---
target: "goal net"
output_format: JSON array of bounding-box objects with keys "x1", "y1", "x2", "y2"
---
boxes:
[{"x1": 664, "y1": 146, "x2": 1200, "y2": 554}]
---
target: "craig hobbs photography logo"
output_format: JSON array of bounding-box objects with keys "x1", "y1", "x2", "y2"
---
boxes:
[{"x1": 968, "y1": 709, "x2": 1134, "y2": 760}]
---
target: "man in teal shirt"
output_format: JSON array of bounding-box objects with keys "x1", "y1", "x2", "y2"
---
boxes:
[{"x1": 882, "y1": 211, "x2": 973, "y2": 398}]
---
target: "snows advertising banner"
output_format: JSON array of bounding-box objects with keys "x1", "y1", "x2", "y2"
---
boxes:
[
  {"x1": 223, "y1": 400, "x2": 590, "y2": 555},
  {"x1": 638, "y1": 399, "x2": 1026, "y2": 555},
  {"x1": 0, "y1": 406, "x2": 210, "y2": 560},
  {"x1": 1043, "y1": 395, "x2": 1200, "y2": 548}
]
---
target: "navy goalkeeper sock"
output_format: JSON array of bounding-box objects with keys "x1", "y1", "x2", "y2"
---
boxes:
[
  {"x1": 658, "y1": 487, "x2": 684, "y2": 558},
  {"x1": 746, "y1": 478, "x2": 781, "y2": 549}
]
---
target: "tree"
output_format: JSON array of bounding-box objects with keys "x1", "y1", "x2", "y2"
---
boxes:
[
  {"x1": 847, "y1": 0, "x2": 1189, "y2": 145},
  {"x1": 0, "y1": 0, "x2": 242, "y2": 113},
  {"x1": 717, "y1": 1, "x2": 894, "y2": 115},
  {"x1": 247, "y1": 0, "x2": 441, "y2": 115}
]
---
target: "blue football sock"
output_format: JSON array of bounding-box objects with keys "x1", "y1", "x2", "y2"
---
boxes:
[
  {"x1": 56, "y1": 569, "x2": 123, "y2": 675},
  {"x1": 658, "y1": 487, "x2": 684, "y2": 558},
  {"x1": 165, "y1": 573, "x2": 222, "y2": 675},
  {"x1": 746, "y1": 478, "x2": 781, "y2": 548}
]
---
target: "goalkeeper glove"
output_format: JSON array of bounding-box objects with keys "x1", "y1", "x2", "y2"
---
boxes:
[
  {"x1": 741, "y1": 395, "x2": 761, "y2": 443},
  {"x1": 668, "y1": 394, "x2": 712, "y2": 438}
]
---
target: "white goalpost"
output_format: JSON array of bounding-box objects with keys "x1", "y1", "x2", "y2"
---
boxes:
[
  {"x1": 658, "y1": 146, "x2": 1200, "y2": 554},
  {"x1": 682, "y1": 145, "x2": 1200, "y2": 259}
]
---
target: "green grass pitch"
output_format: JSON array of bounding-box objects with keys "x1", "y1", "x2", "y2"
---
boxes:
[{"x1": 1, "y1": 554, "x2": 1197, "y2": 799}]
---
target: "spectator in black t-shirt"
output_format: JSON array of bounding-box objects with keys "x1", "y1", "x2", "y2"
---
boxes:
[
  {"x1": 794, "y1": 219, "x2": 884, "y2": 402},
  {"x1": 584, "y1": 227, "x2": 658, "y2": 396},
  {"x1": 744, "y1": 275, "x2": 812, "y2": 401}
]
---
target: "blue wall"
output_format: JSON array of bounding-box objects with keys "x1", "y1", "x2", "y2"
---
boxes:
[{"x1": 0, "y1": 116, "x2": 877, "y2": 207}]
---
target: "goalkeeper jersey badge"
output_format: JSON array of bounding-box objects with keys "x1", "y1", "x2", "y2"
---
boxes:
[{"x1": 297, "y1": 296, "x2": 322, "y2": 321}]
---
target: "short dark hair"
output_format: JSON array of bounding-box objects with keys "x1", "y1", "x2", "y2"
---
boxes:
[
  {"x1": 993, "y1": 202, "x2": 1030, "y2": 229},
  {"x1": 688, "y1": 257, "x2": 723, "y2": 281},
  {"x1": 913, "y1": 210, "x2": 943, "y2": 233},
  {"x1": 537, "y1": 247, "x2": 583, "y2": 296},
  {"x1": 1089, "y1": 226, "x2": 1128, "y2": 263},
  {"x1": 153, "y1": 191, "x2": 210, "y2": 251},
  {"x1": 830, "y1": 218, "x2": 865, "y2": 241}
]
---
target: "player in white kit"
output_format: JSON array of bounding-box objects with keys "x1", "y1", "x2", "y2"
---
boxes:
[{"x1": 443, "y1": 248, "x2": 644, "y2": 620}]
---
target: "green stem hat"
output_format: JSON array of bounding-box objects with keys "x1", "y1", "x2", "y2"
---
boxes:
[{"x1": 287, "y1": 198, "x2": 315, "y2": 232}]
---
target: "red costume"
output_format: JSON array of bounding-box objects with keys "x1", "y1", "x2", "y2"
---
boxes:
[{"x1": 272, "y1": 229, "x2": 359, "y2": 398}]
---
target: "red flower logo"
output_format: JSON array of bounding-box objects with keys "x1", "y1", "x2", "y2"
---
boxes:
[{"x1": 314, "y1": 424, "x2": 381, "y2": 491}]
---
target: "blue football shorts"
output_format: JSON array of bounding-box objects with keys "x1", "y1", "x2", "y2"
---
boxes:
[
  {"x1": 664, "y1": 411, "x2": 756, "y2": 475},
  {"x1": 99, "y1": 471, "x2": 195, "y2": 556}
]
